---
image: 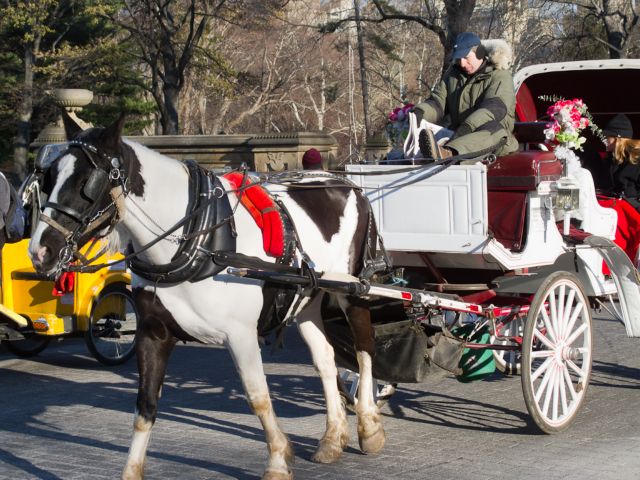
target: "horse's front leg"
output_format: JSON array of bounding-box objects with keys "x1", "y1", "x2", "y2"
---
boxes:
[
  {"x1": 296, "y1": 292, "x2": 349, "y2": 464},
  {"x1": 341, "y1": 297, "x2": 385, "y2": 454},
  {"x1": 122, "y1": 310, "x2": 177, "y2": 480},
  {"x1": 226, "y1": 328, "x2": 294, "y2": 480}
]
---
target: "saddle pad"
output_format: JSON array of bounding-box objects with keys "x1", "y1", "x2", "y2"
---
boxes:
[{"x1": 223, "y1": 172, "x2": 285, "y2": 258}]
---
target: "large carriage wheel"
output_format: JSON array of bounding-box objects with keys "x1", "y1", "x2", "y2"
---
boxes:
[
  {"x1": 491, "y1": 315, "x2": 524, "y2": 375},
  {"x1": 85, "y1": 283, "x2": 138, "y2": 366},
  {"x1": 522, "y1": 271, "x2": 592, "y2": 433}
]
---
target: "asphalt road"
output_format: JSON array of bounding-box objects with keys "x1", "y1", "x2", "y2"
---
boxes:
[{"x1": 0, "y1": 308, "x2": 639, "y2": 480}]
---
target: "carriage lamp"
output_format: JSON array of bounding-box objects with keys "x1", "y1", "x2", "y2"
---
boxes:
[{"x1": 554, "y1": 176, "x2": 580, "y2": 235}]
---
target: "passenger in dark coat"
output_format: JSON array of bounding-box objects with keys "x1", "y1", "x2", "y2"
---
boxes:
[{"x1": 586, "y1": 114, "x2": 640, "y2": 211}]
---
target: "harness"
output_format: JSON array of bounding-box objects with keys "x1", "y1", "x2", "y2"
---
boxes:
[
  {"x1": 39, "y1": 140, "x2": 127, "y2": 268},
  {"x1": 129, "y1": 161, "x2": 236, "y2": 283}
]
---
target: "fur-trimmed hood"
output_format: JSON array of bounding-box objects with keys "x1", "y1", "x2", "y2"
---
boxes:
[{"x1": 482, "y1": 39, "x2": 513, "y2": 71}]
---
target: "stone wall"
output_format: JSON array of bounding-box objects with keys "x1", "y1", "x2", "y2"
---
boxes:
[{"x1": 126, "y1": 131, "x2": 338, "y2": 172}]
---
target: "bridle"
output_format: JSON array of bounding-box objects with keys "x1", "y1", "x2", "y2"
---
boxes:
[{"x1": 38, "y1": 140, "x2": 129, "y2": 272}]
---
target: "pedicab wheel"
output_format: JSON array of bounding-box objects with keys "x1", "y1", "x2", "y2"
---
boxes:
[
  {"x1": 491, "y1": 315, "x2": 524, "y2": 375},
  {"x1": 521, "y1": 271, "x2": 592, "y2": 434},
  {"x1": 338, "y1": 369, "x2": 397, "y2": 412},
  {"x1": 3, "y1": 324, "x2": 50, "y2": 357},
  {"x1": 85, "y1": 283, "x2": 138, "y2": 366}
]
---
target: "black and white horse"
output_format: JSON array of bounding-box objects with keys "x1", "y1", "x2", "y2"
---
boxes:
[{"x1": 28, "y1": 113, "x2": 385, "y2": 479}]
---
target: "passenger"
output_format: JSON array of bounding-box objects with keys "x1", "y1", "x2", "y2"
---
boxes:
[
  {"x1": 414, "y1": 32, "x2": 519, "y2": 160},
  {"x1": 0, "y1": 171, "x2": 25, "y2": 247},
  {"x1": 593, "y1": 114, "x2": 640, "y2": 210},
  {"x1": 302, "y1": 148, "x2": 324, "y2": 170}
]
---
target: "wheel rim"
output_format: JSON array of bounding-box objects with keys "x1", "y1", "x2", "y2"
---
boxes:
[
  {"x1": 90, "y1": 291, "x2": 137, "y2": 361},
  {"x1": 524, "y1": 274, "x2": 592, "y2": 430}
]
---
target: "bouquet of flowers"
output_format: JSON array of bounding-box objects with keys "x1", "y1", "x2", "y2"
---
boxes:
[
  {"x1": 385, "y1": 102, "x2": 414, "y2": 149},
  {"x1": 543, "y1": 98, "x2": 590, "y2": 151}
]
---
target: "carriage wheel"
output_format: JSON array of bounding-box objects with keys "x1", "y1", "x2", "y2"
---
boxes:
[
  {"x1": 338, "y1": 369, "x2": 396, "y2": 412},
  {"x1": 491, "y1": 315, "x2": 524, "y2": 375},
  {"x1": 521, "y1": 272, "x2": 592, "y2": 433},
  {"x1": 85, "y1": 284, "x2": 138, "y2": 366}
]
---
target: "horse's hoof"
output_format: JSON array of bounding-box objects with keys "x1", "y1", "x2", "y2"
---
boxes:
[
  {"x1": 311, "y1": 439, "x2": 344, "y2": 464},
  {"x1": 122, "y1": 464, "x2": 143, "y2": 480},
  {"x1": 358, "y1": 424, "x2": 386, "y2": 454},
  {"x1": 262, "y1": 469, "x2": 293, "y2": 480}
]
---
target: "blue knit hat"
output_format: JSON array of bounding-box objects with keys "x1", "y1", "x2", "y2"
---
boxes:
[{"x1": 452, "y1": 32, "x2": 482, "y2": 60}]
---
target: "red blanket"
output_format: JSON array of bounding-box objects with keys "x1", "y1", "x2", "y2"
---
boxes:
[
  {"x1": 597, "y1": 196, "x2": 640, "y2": 271},
  {"x1": 223, "y1": 172, "x2": 285, "y2": 258}
]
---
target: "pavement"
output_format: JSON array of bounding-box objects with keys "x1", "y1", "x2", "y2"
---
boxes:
[{"x1": 0, "y1": 308, "x2": 639, "y2": 480}]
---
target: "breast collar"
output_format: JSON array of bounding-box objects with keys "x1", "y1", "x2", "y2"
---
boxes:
[{"x1": 128, "y1": 160, "x2": 236, "y2": 284}]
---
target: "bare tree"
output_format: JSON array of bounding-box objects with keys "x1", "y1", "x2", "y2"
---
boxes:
[{"x1": 544, "y1": 0, "x2": 640, "y2": 58}]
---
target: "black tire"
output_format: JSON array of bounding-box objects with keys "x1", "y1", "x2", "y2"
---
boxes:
[
  {"x1": 521, "y1": 272, "x2": 592, "y2": 434},
  {"x1": 85, "y1": 283, "x2": 138, "y2": 366},
  {"x1": 3, "y1": 324, "x2": 50, "y2": 357}
]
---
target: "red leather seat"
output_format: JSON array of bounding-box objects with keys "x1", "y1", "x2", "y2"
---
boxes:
[{"x1": 487, "y1": 151, "x2": 562, "y2": 251}]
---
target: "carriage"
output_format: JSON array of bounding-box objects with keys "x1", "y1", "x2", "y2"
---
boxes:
[
  {"x1": 21, "y1": 59, "x2": 640, "y2": 479},
  {"x1": 230, "y1": 58, "x2": 640, "y2": 434},
  {"x1": 0, "y1": 145, "x2": 139, "y2": 366}
]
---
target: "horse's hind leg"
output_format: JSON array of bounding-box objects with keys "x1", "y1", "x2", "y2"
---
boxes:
[
  {"x1": 226, "y1": 328, "x2": 293, "y2": 480},
  {"x1": 296, "y1": 292, "x2": 349, "y2": 464},
  {"x1": 340, "y1": 297, "x2": 385, "y2": 455},
  {"x1": 122, "y1": 310, "x2": 177, "y2": 480}
]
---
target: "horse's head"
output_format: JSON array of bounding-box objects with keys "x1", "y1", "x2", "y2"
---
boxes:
[{"x1": 29, "y1": 111, "x2": 129, "y2": 275}]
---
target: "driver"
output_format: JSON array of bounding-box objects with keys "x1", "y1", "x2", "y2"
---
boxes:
[{"x1": 415, "y1": 32, "x2": 519, "y2": 160}]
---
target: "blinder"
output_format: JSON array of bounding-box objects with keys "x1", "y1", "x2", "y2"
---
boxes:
[{"x1": 83, "y1": 168, "x2": 110, "y2": 201}]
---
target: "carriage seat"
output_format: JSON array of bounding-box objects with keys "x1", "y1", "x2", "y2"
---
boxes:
[
  {"x1": 513, "y1": 121, "x2": 548, "y2": 146},
  {"x1": 486, "y1": 151, "x2": 562, "y2": 251},
  {"x1": 487, "y1": 151, "x2": 561, "y2": 190}
]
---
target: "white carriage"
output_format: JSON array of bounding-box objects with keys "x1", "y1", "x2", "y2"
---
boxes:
[{"x1": 232, "y1": 59, "x2": 640, "y2": 434}]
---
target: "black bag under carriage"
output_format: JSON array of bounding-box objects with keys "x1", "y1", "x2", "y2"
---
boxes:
[{"x1": 322, "y1": 299, "x2": 465, "y2": 384}]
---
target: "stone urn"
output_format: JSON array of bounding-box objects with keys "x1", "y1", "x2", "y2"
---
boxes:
[{"x1": 32, "y1": 88, "x2": 94, "y2": 147}]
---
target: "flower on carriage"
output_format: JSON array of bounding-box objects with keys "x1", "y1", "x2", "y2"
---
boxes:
[
  {"x1": 385, "y1": 102, "x2": 414, "y2": 148},
  {"x1": 543, "y1": 98, "x2": 590, "y2": 151}
]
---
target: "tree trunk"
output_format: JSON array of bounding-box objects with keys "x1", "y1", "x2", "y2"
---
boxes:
[
  {"x1": 354, "y1": 0, "x2": 371, "y2": 141},
  {"x1": 14, "y1": 44, "x2": 36, "y2": 181},
  {"x1": 162, "y1": 80, "x2": 180, "y2": 135}
]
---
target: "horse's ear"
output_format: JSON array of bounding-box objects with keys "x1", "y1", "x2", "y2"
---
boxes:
[
  {"x1": 61, "y1": 109, "x2": 83, "y2": 140},
  {"x1": 100, "y1": 113, "x2": 126, "y2": 153}
]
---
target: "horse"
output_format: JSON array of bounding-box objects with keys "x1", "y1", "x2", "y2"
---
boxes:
[{"x1": 28, "y1": 112, "x2": 386, "y2": 479}]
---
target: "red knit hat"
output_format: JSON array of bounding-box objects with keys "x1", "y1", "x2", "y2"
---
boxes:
[{"x1": 302, "y1": 148, "x2": 323, "y2": 169}]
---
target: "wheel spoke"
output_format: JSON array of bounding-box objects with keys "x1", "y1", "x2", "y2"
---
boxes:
[
  {"x1": 533, "y1": 328, "x2": 555, "y2": 350},
  {"x1": 559, "y1": 366, "x2": 569, "y2": 415},
  {"x1": 552, "y1": 367, "x2": 560, "y2": 421},
  {"x1": 563, "y1": 301, "x2": 584, "y2": 343},
  {"x1": 557, "y1": 285, "x2": 566, "y2": 338},
  {"x1": 534, "y1": 360, "x2": 555, "y2": 402},
  {"x1": 548, "y1": 292, "x2": 559, "y2": 342},
  {"x1": 540, "y1": 307, "x2": 557, "y2": 343},
  {"x1": 541, "y1": 366, "x2": 557, "y2": 417},
  {"x1": 531, "y1": 349, "x2": 554, "y2": 359},
  {"x1": 566, "y1": 358, "x2": 587, "y2": 380},
  {"x1": 532, "y1": 356, "x2": 554, "y2": 382},
  {"x1": 566, "y1": 322, "x2": 588, "y2": 347},
  {"x1": 562, "y1": 363, "x2": 579, "y2": 400},
  {"x1": 561, "y1": 289, "x2": 576, "y2": 338}
]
